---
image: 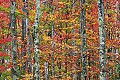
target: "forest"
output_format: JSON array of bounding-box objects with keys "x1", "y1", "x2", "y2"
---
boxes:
[{"x1": 0, "y1": 0, "x2": 120, "y2": 80}]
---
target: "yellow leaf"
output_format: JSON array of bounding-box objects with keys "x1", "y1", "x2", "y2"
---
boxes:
[
  {"x1": 58, "y1": 1, "x2": 65, "y2": 4},
  {"x1": 16, "y1": 9, "x2": 21, "y2": 15},
  {"x1": 18, "y1": 63, "x2": 22, "y2": 67},
  {"x1": 43, "y1": 34, "x2": 51, "y2": 41},
  {"x1": 6, "y1": 76, "x2": 12, "y2": 80}
]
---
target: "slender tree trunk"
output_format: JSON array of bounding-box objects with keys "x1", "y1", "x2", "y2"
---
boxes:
[
  {"x1": 23, "y1": 0, "x2": 32, "y2": 74},
  {"x1": 22, "y1": 17, "x2": 26, "y2": 41},
  {"x1": 44, "y1": 62, "x2": 49, "y2": 80},
  {"x1": 115, "y1": 1, "x2": 119, "y2": 79},
  {"x1": 10, "y1": 1, "x2": 17, "y2": 80},
  {"x1": 116, "y1": 1, "x2": 119, "y2": 40},
  {"x1": 33, "y1": 0, "x2": 41, "y2": 79},
  {"x1": 21, "y1": 17, "x2": 27, "y2": 73},
  {"x1": 22, "y1": 1, "x2": 27, "y2": 71},
  {"x1": 65, "y1": 23, "x2": 68, "y2": 78},
  {"x1": 80, "y1": 0, "x2": 87, "y2": 80},
  {"x1": 27, "y1": 28, "x2": 32, "y2": 74},
  {"x1": 51, "y1": 1, "x2": 55, "y2": 77},
  {"x1": 98, "y1": 0, "x2": 106, "y2": 80},
  {"x1": 51, "y1": 22, "x2": 55, "y2": 77}
]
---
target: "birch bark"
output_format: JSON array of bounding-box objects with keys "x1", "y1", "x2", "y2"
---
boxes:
[
  {"x1": 44, "y1": 62, "x2": 49, "y2": 80},
  {"x1": 33, "y1": 0, "x2": 41, "y2": 79},
  {"x1": 98, "y1": 0, "x2": 106, "y2": 80},
  {"x1": 10, "y1": 1, "x2": 17, "y2": 80}
]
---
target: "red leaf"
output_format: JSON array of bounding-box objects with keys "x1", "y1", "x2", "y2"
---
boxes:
[
  {"x1": 0, "y1": 52, "x2": 10, "y2": 57},
  {"x1": 31, "y1": 60, "x2": 34, "y2": 64},
  {"x1": 0, "y1": 65, "x2": 6, "y2": 72}
]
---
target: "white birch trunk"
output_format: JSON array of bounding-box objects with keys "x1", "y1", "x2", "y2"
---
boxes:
[
  {"x1": 51, "y1": 1, "x2": 55, "y2": 77},
  {"x1": 44, "y1": 62, "x2": 49, "y2": 80},
  {"x1": 33, "y1": 0, "x2": 41, "y2": 79},
  {"x1": 98, "y1": 0, "x2": 106, "y2": 80}
]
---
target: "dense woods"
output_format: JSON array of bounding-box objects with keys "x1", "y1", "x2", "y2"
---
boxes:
[{"x1": 0, "y1": 0, "x2": 120, "y2": 80}]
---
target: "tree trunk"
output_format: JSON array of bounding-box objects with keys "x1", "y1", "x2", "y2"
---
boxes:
[
  {"x1": 44, "y1": 62, "x2": 49, "y2": 80},
  {"x1": 27, "y1": 28, "x2": 32, "y2": 74},
  {"x1": 21, "y1": 17, "x2": 27, "y2": 73},
  {"x1": 22, "y1": 0, "x2": 28, "y2": 72},
  {"x1": 10, "y1": 1, "x2": 17, "y2": 80},
  {"x1": 23, "y1": 0, "x2": 32, "y2": 74},
  {"x1": 51, "y1": 1, "x2": 55, "y2": 77},
  {"x1": 80, "y1": 0, "x2": 87, "y2": 80},
  {"x1": 98, "y1": 0, "x2": 106, "y2": 80},
  {"x1": 33, "y1": 0, "x2": 41, "y2": 79}
]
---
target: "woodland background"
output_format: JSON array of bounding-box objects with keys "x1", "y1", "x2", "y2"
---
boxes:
[{"x1": 0, "y1": 0, "x2": 120, "y2": 80}]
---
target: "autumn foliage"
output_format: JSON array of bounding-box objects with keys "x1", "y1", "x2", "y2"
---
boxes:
[{"x1": 0, "y1": 0, "x2": 120, "y2": 80}]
